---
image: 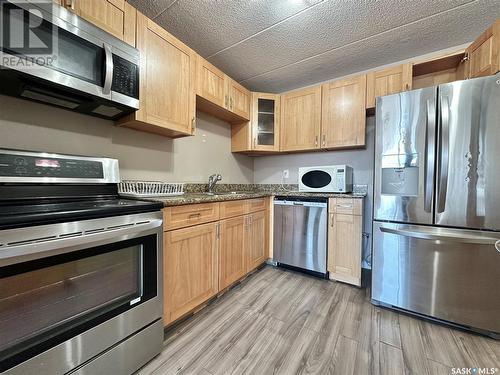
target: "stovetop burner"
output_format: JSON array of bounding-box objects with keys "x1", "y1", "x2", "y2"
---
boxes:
[{"x1": 0, "y1": 198, "x2": 163, "y2": 229}]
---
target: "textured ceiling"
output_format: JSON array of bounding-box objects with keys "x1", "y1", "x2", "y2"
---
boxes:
[{"x1": 128, "y1": 0, "x2": 500, "y2": 93}]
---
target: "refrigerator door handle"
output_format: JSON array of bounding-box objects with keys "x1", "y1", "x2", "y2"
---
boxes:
[
  {"x1": 424, "y1": 98, "x2": 436, "y2": 213},
  {"x1": 437, "y1": 96, "x2": 450, "y2": 213},
  {"x1": 379, "y1": 226, "x2": 500, "y2": 245}
]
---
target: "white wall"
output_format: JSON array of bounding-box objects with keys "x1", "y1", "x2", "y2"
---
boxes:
[
  {"x1": 0, "y1": 95, "x2": 254, "y2": 183},
  {"x1": 254, "y1": 116, "x2": 375, "y2": 267}
]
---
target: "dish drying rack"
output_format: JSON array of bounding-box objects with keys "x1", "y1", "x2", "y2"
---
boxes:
[{"x1": 118, "y1": 180, "x2": 185, "y2": 198}]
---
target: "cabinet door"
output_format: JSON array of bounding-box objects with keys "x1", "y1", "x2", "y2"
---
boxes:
[
  {"x1": 466, "y1": 20, "x2": 499, "y2": 78},
  {"x1": 245, "y1": 211, "x2": 268, "y2": 272},
  {"x1": 219, "y1": 216, "x2": 246, "y2": 290},
  {"x1": 119, "y1": 13, "x2": 196, "y2": 137},
  {"x1": 227, "y1": 79, "x2": 251, "y2": 120},
  {"x1": 164, "y1": 222, "x2": 218, "y2": 325},
  {"x1": 280, "y1": 86, "x2": 321, "y2": 151},
  {"x1": 321, "y1": 75, "x2": 366, "y2": 149},
  {"x1": 366, "y1": 63, "x2": 412, "y2": 108},
  {"x1": 196, "y1": 57, "x2": 226, "y2": 108},
  {"x1": 252, "y1": 92, "x2": 280, "y2": 151},
  {"x1": 328, "y1": 212, "x2": 362, "y2": 287},
  {"x1": 69, "y1": 0, "x2": 136, "y2": 45}
]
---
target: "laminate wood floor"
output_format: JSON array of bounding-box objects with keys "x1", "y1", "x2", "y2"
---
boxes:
[{"x1": 139, "y1": 266, "x2": 500, "y2": 375}]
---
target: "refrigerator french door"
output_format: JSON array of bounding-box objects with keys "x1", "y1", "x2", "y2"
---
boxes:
[{"x1": 372, "y1": 73, "x2": 500, "y2": 338}]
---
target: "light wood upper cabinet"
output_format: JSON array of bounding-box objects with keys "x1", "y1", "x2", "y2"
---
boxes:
[
  {"x1": 466, "y1": 20, "x2": 500, "y2": 79},
  {"x1": 64, "y1": 0, "x2": 136, "y2": 45},
  {"x1": 196, "y1": 57, "x2": 226, "y2": 109},
  {"x1": 232, "y1": 92, "x2": 280, "y2": 153},
  {"x1": 117, "y1": 13, "x2": 196, "y2": 137},
  {"x1": 321, "y1": 75, "x2": 366, "y2": 149},
  {"x1": 226, "y1": 79, "x2": 251, "y2": 120},
  {"x1": 163, "y1": 222, "x2": 219, "y2": 325},
  {"x1": 245, "y1": 210, "x2": 268, "y2": 273},
  {"x1": 219, "y1": 216, "x2": 246, "y2": 290},
  {"x1": 280, "y1": 86, "x2": 322, "y2": 152},
  {"x1": 195, "y1": 57, "x2": 251, "y2": 123},
  {"x1": 328, "y1": 198, "x2": 363, "y2": 287},
  {"x1": 366, "y1": 63, "x2": 412, "y2": 108}
]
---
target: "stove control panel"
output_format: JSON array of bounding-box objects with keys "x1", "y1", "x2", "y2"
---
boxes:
[
  {"x1": 0, "y1": 149, "x2": 119, "y2": 183},
  {"x1": 0, "y1": 153, "x2": 105, "y2": 179}
]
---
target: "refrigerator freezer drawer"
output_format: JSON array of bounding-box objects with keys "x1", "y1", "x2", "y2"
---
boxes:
[{"x1": 372, "y1": 221, "x2": 500, "y2": 335}]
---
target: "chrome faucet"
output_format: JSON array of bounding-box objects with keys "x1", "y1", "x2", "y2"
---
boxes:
[{"x1": 207, "y1": 174, "x2": 222, "y2": 194}]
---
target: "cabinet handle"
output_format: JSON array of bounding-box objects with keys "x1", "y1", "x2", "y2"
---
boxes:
[
  {"x1": 189, "y1": 213, "x2": 201, "y2": 218},
  {"x1": 191, "y1": 117, "x2": 196, "y2": 133},
  {"x1": 337, "y1": 204, "x2": 353, "y2": 208},
  {"x1": 225, "y1": 95, "x2": 228, "y2": 108},
  {"x1": 65, "y1": 0, "x2": 75, "y2": 10},
  {"x1": 322, "y1": 134, "x2": 326, "y2": 147},
  {"x1": 315, "y1": 135, "x2": 318, "y2": 147},
  {"x1": 216, "y1": 223, "x2": 220, "y2": 238},
  {"x1": 230, "y1": 97, "x2": 233, "y2": 110},
  {"x1": 253, "y1": 137, "x2": 257, "y2": 149},
  {"x1": 330, "y1": 213, "x2": 334, "y2": 227}
]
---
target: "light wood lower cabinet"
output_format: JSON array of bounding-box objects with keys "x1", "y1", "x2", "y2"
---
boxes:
[
  {"x1": 245, "y1": 210, "x2": 268, "y2": 272},
  {"x1": 163, "y1": 222, "x2": 218, "y2": 325},
  {"x1": 163, "y1": 199, "x2": 269, "y2": 326},
  {"x1": 219, "y1": 216, "x2": 247, "y2": 290},
  {"x1": 328, "y1": 198, "x2": 363, "y2": 287}
]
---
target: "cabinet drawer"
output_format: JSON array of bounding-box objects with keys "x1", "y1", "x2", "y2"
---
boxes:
[
  {"x1": 163, "y1": 203, "x2": 220, "y2": 231},
  {"x1": 246, "y1": 197, "x2": 268, "y2": 213},
  {"x1": 220, "y1": 200, "x2": 247, "y2": 219},
  {"x1": 329, "y1": 198, "x2": 363, "y2": 215}
]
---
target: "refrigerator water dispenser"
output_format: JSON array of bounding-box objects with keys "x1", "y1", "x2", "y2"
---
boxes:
[{"x1": 381, "y1": 167, "x2": 419, "y2": 196}]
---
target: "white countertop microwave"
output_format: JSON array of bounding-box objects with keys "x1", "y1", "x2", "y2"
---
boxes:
[{"x1": 298, "y1": 165, "x2": 353, "y2": 193}]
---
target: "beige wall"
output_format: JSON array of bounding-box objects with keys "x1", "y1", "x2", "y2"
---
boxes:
[{"x1": 0, "y1": 95, "x2": 254, "y2": 183}]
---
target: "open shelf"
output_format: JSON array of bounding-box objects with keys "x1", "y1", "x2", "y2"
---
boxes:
[{"x1": 412, "y1": 51, "x2": 467, "y2": 89}]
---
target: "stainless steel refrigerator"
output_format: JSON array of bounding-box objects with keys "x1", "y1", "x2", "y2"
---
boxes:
[{"x1": 372, "y1": 73, "x2": 500, "y2": 339}]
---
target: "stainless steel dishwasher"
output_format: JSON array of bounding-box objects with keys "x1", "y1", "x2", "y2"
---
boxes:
[{"x1": 273, "y1": 197, "x2": 328, "y2": 275}]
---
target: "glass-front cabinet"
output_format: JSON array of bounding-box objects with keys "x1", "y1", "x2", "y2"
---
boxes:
[
  {"x1": 231, "y1": 92, "x2": 280, "y2": 153},
  {"x1": 252, "y1": 92, "x2": 280, "y2": 152}
]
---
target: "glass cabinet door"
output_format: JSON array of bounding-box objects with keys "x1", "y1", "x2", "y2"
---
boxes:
[{"x1": 253, "y1": 93, "x2": 280, "y2": 151}]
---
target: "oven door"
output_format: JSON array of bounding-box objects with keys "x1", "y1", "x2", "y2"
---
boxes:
[
  {"x1": 0, "y1": 0, "x2": 139, "y2": 113},
  {"x1": 0, "y1": 212, "x2": 162, "y2": 374}
]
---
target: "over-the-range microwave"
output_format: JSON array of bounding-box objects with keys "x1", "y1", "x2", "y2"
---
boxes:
[
  {"x1": 299, "y1": 165, "x2": 353, "y2": 193},
  {"x1": 0, "y1": 0, "x2": 139, "y2": 120}
]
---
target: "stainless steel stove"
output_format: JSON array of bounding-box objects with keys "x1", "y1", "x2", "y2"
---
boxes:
[{"x1": 0, "y1": 149, "x2": 164, "y2": 374}]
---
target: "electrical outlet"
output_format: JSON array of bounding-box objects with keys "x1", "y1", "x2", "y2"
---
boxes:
[{"x1": 282, "y1": 169, "x2": 289, "y2": 179}]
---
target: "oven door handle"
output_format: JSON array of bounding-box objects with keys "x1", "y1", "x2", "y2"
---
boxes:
[{"x1": 0, "y1": 219, "x2": 163, "y2": 267}]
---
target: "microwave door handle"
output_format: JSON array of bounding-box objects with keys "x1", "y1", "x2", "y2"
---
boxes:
[
  {"x1": 424, "y1": 98, "x2": 436, "y2": 213},
  {"x1": 437, "y1": 96, "x2": 450, "y2": 213},
  {"x1": 103, "y1": 43, "x2": 113, "y2": 95}
]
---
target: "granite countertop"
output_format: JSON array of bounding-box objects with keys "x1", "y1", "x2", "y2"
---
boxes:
[{"x1": 142, "y1": 185, "x2": 366, "y2": 207}]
